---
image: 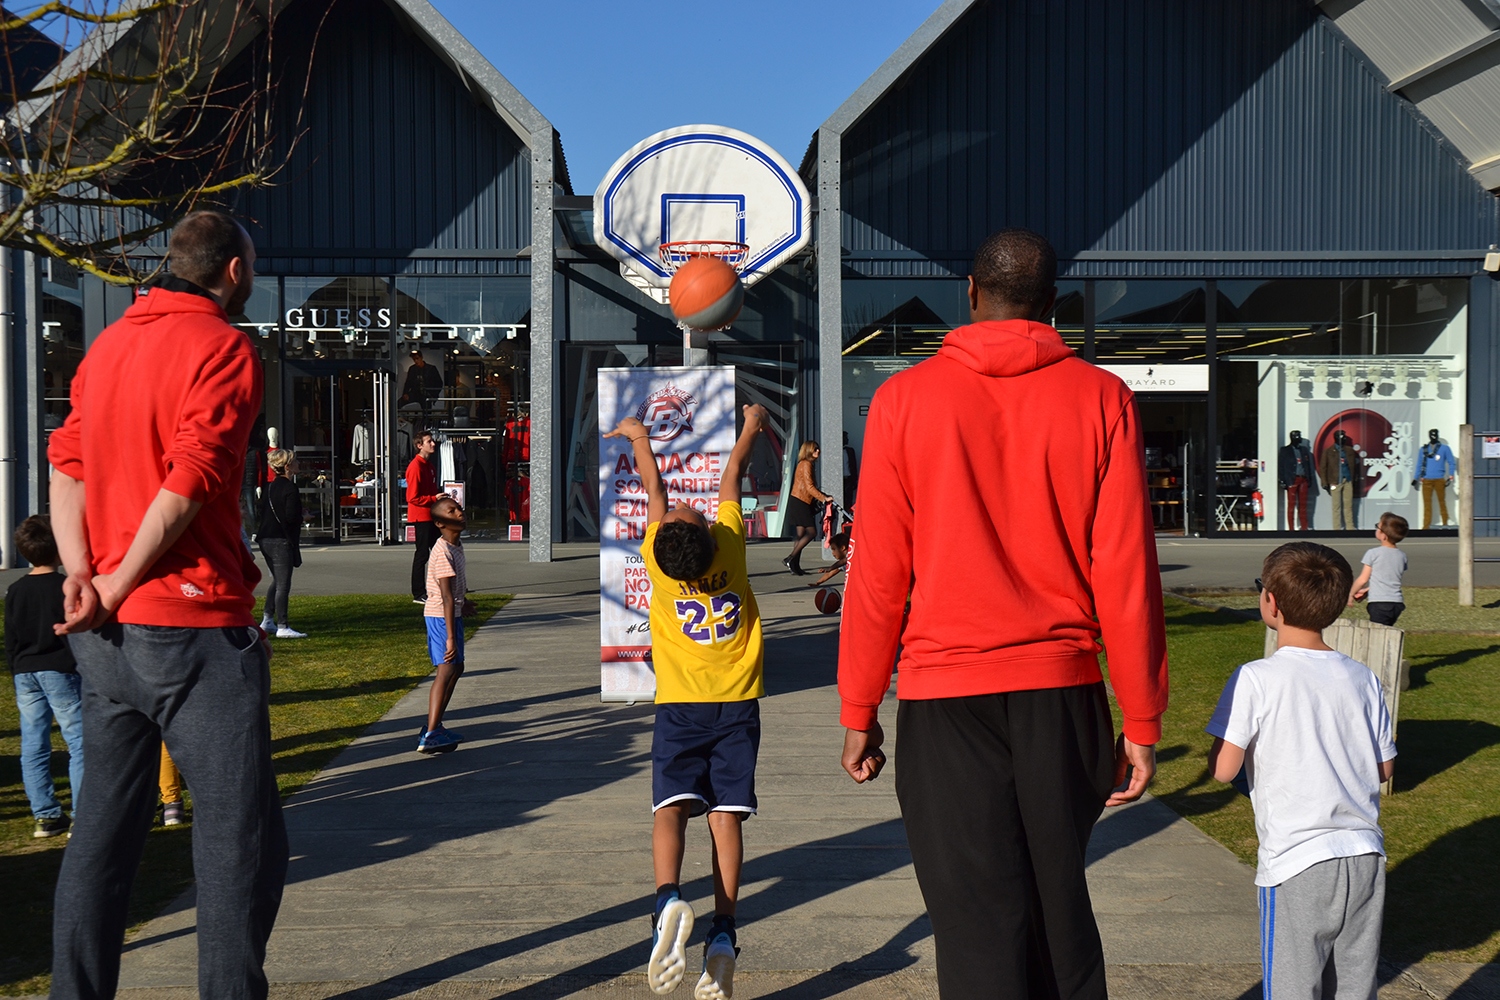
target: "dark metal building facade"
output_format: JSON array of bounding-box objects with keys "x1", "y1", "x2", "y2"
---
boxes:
[{"x1": 814, "y1": 0, "x2": 1500, "y2": 537}]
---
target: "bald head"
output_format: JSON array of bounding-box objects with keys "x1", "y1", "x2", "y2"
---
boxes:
[{"x1": 969, "y1": 228, "x2": 1058, "y2": 322}]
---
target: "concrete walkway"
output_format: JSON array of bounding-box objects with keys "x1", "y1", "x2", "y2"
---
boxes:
[{"x1": 93, "y1": 560, "x2": 1493, "y2": 998}]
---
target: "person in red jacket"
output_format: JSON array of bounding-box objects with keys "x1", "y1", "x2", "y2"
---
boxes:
[
  {"x1": 47, "y1": 211, "x2": 287, "y2": 998},
  {"x1": 838, "y1": 229, "x2": 1168, "y2": 1000},
  {"x1": 407, "y1": 430, "x2": 444, "y2": 602}
]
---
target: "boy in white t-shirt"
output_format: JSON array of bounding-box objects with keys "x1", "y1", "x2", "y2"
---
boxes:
[{"x1": 1208, "y1": 542, "x2": 1396, "y2": 999}]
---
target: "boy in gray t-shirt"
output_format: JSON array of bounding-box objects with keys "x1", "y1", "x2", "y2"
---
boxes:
[{"x1": 1350, "y1": 512, "x2": 1408, "y2": 627}]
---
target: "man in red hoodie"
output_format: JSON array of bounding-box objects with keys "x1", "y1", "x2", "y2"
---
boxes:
[
  {"x1": 838, "y1": 229, "x2": 1167, "y2": 1000},
  {"x1": 47, "y1": 211, "x2": 287, "y2": 999}
]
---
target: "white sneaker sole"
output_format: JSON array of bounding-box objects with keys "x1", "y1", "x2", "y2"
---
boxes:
[
  {"x1": 648, "y1": 898, "x2": 694, "y2": 994},
  {"x1": 694, "y1": 945, "x2": 736, "y2": 1000}
]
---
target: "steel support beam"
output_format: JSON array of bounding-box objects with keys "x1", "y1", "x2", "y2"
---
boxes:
[{"x1": 817, "y1": 126, "x2": 844, "y2": 511}]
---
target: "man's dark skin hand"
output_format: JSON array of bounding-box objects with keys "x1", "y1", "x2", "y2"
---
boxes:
[{"x1": 841, "y1": 721, "x2": 887, "y2": 783}]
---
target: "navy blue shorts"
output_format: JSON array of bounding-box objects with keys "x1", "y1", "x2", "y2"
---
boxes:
[{"x1": 652, "y1": 700, "x2": 760, "y2": 816}]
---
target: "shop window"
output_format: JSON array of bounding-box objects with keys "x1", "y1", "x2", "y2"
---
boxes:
[
  {"x1": 41, "y1": 266, "x2": 84, "y2": 433},
  {"x1": 395, "y1": 277, "x2": 532, "y2": 537},
  {"x1": 283, "y1": 277, "x2": 393, "y2": 361},
  {"x1": 1217, "y1": 279, "x2": 1467, "y2": 533},
  {"x1": 1094, "y1": 280, "x2": 1207, "y2": 362},
  {"x1": 841, "y1": 279, "x2": 969, "y2": 356}
]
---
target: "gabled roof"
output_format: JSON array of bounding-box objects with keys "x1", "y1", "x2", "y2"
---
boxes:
[
  {"x1": 818, "y1": 0, "x2": 978, "y2": 135},
  {"x1": 1315, "y1": 0, "x2": 1500, "y2": 191},
  {"x1": 10, "y1": 0, "x2": 567, "y2": 185}
]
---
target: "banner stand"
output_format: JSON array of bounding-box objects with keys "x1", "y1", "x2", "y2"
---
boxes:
[{"x1": 598, "y1": 366, "x2": 736, "y2": 703}]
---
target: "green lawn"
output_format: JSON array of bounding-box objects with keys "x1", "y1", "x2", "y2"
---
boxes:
[
  {"x1": 0, "y1": 593, "x2": 509, "y2": 996},
  {"x1": 1135, "y1": 597, "x2": 1500, "y2": 965}
]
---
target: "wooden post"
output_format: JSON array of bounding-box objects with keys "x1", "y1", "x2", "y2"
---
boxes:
[
  {"x1": 1459, "y1": 423, "x2": 1474, "y2": 606},
  {"x1": 1264, "y1": 620, "x2": 1403, "y2": 795}
]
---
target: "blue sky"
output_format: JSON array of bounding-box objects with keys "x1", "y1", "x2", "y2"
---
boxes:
[{"x1": 426, "y1": 1, "x2": 941, "y2": 193}]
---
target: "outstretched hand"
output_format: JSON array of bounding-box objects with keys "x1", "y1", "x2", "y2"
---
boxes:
[
  {"x1": 604, "y1": 416, "x2": 648, "y2": 441},
  {"x1": 1106, "y1": 734, "x2": 1156, "y2": 807},
  {"x1": 842, "y1": 723, "x2": 887, "y2": 784}
]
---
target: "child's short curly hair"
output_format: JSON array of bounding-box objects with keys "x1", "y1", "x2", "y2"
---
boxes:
[{"x1": 654, "y1": 521, "x2": 714, "y2": 581}]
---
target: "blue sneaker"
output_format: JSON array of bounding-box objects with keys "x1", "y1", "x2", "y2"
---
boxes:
[
  {"x1": 648, "y1": 896, "x2": 694, "y2": 994},
  {"x1": 432, "y1": 724, "x2": 465, "y2": 743},
  {"x1": 417, "y1": 728, "x2": 459, "y2": 754},
  {"x1": 694, "y1": 929, "x2": 738, "y2": 1000}
]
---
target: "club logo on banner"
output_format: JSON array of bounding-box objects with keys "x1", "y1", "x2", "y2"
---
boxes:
[{"x1": 599, "y1": 366, "x2": 736, "y2": 702}]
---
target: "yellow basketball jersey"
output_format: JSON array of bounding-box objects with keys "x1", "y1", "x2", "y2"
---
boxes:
[{"x1": 643, "y1": 501, "x2": 764, "y2": 703}]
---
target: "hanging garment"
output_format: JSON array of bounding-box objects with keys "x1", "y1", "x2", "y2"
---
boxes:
[
  {"x1": 440, "y1": 440, "x2": 458, "y2": 484},
  {"x1": 350, "y1": 422, "x2": 373, "y2": 465}
]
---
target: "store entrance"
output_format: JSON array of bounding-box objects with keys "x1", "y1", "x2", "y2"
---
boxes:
[
  {"x1": 283, "y1": 365, "x2": 398, "y2": 542},
  {"x1": 1136, "y1": 398, "x2": 1208, "y2": 536}
]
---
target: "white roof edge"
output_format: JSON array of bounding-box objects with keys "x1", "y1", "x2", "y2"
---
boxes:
[
  {"x1": 820, "y1": 0, "x2": 980, "y2": 135},
  {"x1": 385, "y1": 0, "x2": 553, "y2": 146}
]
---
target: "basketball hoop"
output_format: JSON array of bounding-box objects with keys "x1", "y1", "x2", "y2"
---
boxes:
[{"x1": 659, "y1": 240, "x2": 750, "y2": 274}]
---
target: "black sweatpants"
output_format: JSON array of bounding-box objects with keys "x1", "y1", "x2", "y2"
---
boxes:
[
  {"x1": 411, "y1": 520, "x2": 441, "y2": 600},
  {"x1": 895, "y1": 684, "x2": 1116, "y2": 1000},
  {"x1": 53, "y1": 623, "x2": 288, "y2": 1000}
]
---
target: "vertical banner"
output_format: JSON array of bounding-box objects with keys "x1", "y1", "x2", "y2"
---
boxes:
[{"x1": 599, "y1": 366, "x2": 736, "y2": 702}]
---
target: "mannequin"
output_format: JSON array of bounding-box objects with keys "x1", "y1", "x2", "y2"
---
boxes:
[
  {"x1": 1414, "y1": 428, "x2": 1455, "y2": 528},
  {"x1": 1277, "y1": 430, "x2": 1314, "y2": 531},
  {"x1": 1319, "y1": 429, "x2": 1360, "y2": 530},
  {"x1": 266, "y1": 426, "x2": 281, "y2": 482}
]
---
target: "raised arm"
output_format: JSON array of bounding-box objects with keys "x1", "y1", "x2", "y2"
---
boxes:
[
  {"x1": 605, "y1": 416, "x2": 667, "y2": 525},
  {"x1": 720, "y1": 404, "x2": 768, "y2": 506}
]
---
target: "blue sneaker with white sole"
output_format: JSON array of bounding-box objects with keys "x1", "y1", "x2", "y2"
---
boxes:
[
  {"x1": 694, "y1": 929, "x2": 738, "y2": 1000},
  {"x1": 648, "y1": 896, "x2": 694, "y2": 994},
  {"x1": 416, "y1": 728, "x2": 459, "y2": 754}
]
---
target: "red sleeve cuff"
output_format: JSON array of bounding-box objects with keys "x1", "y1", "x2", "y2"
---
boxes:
[
  {"x1": 1122, "y1": 716, "x2": 1162, "y2": 746},
  {"x1": 839, "y1": 701, "x2": 880, "y2": 731},
  {"x1": 162, "y1": 466, "x2": 212, "y2": 504}
]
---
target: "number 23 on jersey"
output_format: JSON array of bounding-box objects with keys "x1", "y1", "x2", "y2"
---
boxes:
[{"x1": 675, "y1": 591, "x2": 743, "y2": 645}]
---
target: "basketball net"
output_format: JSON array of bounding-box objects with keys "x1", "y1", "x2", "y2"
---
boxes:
[{"x1": 659, "y1": 241, "x2": 750, "y2": 351}]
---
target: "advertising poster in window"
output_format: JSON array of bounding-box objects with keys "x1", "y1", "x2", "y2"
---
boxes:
[
  {"x1": 1258, "y1": 358, "x2": 1465, "y2": 530},
  {"x1": 598, "y1": 366, "x2": 736, "y2": 702}
]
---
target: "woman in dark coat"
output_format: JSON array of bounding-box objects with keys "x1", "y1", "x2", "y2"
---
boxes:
[{"x1": 258, "y1": 450, "x2": 306, "y2": 638}]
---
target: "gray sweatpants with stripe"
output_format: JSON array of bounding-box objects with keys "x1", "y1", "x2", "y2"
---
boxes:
[{"x1": 1259, "y1": 854, "x2": 1385, "y2": 1000}]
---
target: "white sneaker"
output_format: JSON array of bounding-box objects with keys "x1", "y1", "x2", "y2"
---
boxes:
[
  {"x1": 275, "y1": 627, "x2": 308, "y2": 639},
  {"x1": 694, "y1": 930, "x2": 737, "y2": 1000},
  {"x1": 648, "y1": 897, "x2": 694, "y2": 994},
  {"x1": 260, "y1": 615, "x2": 274, "y2": 632}
]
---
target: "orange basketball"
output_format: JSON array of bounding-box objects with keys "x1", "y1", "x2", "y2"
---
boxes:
[
  {"x1": 669, "y1": 256, "x2": 745, "y2": 331},
  {"x1": 815, "y1": 587, "x2": 842, "y2": 615}
]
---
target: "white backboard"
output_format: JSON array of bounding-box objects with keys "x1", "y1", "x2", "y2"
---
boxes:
[{"x1": 594, "y1": 124, "x2": 812, "y2": 299}]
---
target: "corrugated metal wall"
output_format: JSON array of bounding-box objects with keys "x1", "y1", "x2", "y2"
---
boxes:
[
  {"x1": 839, "y1": 0, "x2": 1500, "y2": 279},
  {"x1": 238, "y1": 0, "x2": 532, "y2": 275}
]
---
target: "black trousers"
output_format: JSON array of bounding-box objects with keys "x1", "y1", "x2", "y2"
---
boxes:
[
  {"x1": 54, "y1": 624, "x2": 287, "y2": 999},
  {"x1": 895, "y1": 684, "x2": 1116, "y2": 1000},
  {"x1": 1367, "y1": 601, "x2": 1404, "y2": 627},
  {"x1": 258, "y1": 538, "x2": 295, "y2": 626},
  {"x1": 410, "y1": 520, "x2": 440, "y2": 600}
]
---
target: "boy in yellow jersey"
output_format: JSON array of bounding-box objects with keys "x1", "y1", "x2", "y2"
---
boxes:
[{"x1": 605, "y1": 402, "x2": 769, "y2": 1000}]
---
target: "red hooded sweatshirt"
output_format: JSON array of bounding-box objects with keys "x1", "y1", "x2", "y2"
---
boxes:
[
  {"x1": 47, "y1": 285, "x2": 263, "y2": 627},
  {"x1": 837, "y1": 319, "x2": 1168, "y2": 745}
]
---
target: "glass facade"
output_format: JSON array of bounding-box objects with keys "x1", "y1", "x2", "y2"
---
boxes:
[
  {"x1": 842, "y1": 276, "x2": 1470, "y2": 535},
  {"x1": 560, "y1": 341, "x2": 802, "y2": 541}
]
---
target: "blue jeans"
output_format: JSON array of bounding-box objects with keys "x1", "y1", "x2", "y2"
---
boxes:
[{"x1": 13, "y1": 669, "x2": 84, "y2": 820}]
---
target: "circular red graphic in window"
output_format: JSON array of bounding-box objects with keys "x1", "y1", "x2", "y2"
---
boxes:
[{"x1": 1314, "y1": 408, "x2": 1394, "y2": 498}]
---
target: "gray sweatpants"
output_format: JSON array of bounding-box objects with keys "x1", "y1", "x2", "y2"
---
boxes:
[
  {"x1": 52, "y1": 623, "x2": 288, "y2": 1000},
  {"x1": 1259, "y1": 854, "x2": 1385, "y2": 1000}
]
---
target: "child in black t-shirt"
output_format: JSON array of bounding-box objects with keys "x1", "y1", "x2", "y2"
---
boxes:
[{"x1": 6, "y1": 515, "x2": 83, "y2": 838}]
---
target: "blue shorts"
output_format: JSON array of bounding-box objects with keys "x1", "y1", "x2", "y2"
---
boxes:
[
  {"x1": 652, "y1": 700, "x2": 760, "y2": 816},
  {"x1": 425, "y1": 616, "x2": 464, "y2": 666}
]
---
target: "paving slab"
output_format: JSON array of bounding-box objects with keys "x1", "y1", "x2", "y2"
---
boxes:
[{"x1": 89, "y1": 559, "x2": 1491, "y2": 1000}]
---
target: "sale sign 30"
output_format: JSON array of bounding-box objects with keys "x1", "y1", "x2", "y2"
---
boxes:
[{"x1": 597, "y1": 366, "x2": 736, "y2": 702}]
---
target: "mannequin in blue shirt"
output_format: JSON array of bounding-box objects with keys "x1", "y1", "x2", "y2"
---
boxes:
[{"x1": 1413, "y1": 428, "x2": 1455, "y2": 528}]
